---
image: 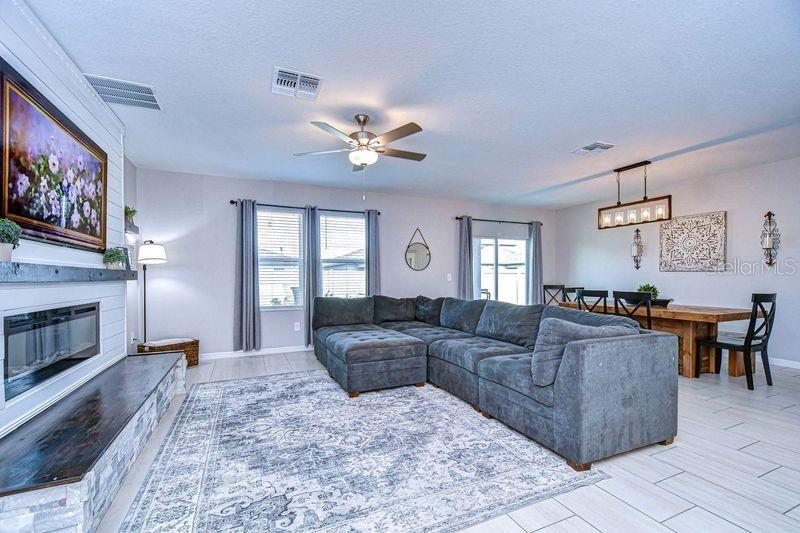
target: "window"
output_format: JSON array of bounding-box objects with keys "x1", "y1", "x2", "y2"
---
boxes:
[
  {"x1": 320, "y1": 212, "x2": 366, "y2": 298},
  {"x1": 257, "y1": 208, "x2": 304, "y2": 308},
  {"x1": 476, "y1": 237, "x2": 528, "y2": 304}
]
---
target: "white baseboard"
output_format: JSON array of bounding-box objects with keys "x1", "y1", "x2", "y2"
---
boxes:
[
  {"x1": 199, "y1": 345, "x2": 311, "y2": 362},
  {"x1": 771, "y1": 357, "x2": 800, "y2": 370}
]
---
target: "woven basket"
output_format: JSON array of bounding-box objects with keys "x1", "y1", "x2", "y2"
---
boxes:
[{"x1": 137, "y1": 338, "x2": 199, "y2": 366}]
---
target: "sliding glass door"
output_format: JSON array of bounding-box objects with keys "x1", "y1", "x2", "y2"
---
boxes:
[{"x1": 476, "y1": 237, "x2": 528, "y2": 304}]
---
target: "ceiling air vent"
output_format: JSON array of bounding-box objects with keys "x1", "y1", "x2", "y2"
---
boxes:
[
  {"x1": 271, "y1": 67, "x2": 322, "y2": 100},
  {"x1": 84, "y1": 75, "x2": 161, "y2": 110},
  {"x1": 572, "y1": 141, "x2": 615, "y2": 155}
]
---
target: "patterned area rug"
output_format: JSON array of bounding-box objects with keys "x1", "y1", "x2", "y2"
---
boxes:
[{"x1": 121, "y1": 370, "x2": 604, "y2": 532}]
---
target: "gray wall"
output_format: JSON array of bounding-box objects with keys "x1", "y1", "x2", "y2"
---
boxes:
[
  {"x1": 554, "y1": 156, "x2": 800, "y2": 364},
  {"x1": 124, "y1": 157, "x2": 139, "y2": 349},
  {"x1": 134, "y1": 168, "x2": 556, "y2": 354}
]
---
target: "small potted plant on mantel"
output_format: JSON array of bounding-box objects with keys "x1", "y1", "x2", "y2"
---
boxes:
[
  {"x1": 124, "y1": 205, "x2": 137, "y2": 226},
  {"x1": 103, "y1": 247, "x2": 127, "y2": 270},
  {"x1": 125, "y1": 205, "x2": 138, "y2": 224},
  {"x1": 0, "y1": 218, "x2": 22, "y2": 262},
  {"x1": 634, "y1": 283, "x2": 673, "y2": 307}
]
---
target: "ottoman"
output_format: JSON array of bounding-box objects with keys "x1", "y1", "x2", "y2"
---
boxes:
[
  {"x1": 313, "y1": 323, "x2": 384, "y2": 367},
  {"x1": 324, "y1": 329, "x2": 427, "y2": 397}
]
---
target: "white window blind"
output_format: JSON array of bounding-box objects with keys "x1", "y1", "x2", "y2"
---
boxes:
[
  {"x1": 257, "y1": 208, "x2": 304, "y2": 308},
  {"x1": 320, "y1": 212, "x2": 366, "y2": 298}
]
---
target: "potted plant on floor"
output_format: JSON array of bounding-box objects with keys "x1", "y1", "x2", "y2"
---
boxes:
[
  {"x1": 634, "y1": 283, "x2": 673, "y2": 307},
  {"x1": 0, "y1": 218, "x2": 22, "y2": 262},
  {"x1": 103, "y1": 247, "x2": 127, "y2": 270}
]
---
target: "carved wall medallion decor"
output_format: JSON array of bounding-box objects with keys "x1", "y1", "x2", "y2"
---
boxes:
[{"x1": 659, "y1": 211, "x2": 726, "y2": 272}]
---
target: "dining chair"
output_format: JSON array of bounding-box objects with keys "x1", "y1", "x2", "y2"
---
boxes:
[
  {"x1": 613, "y1": 291, "x2": 652, "y2": 329},
  {"x1": 543, "y1": 285, "x2": 566, "y2": 305},
  {"x1": 564, "y1": 287, "x2": 584, "y2": 303},
  {"x1": 576, "y1": 290, "x2": 608, "y2": 313},
  {"x1": 695, "y1": 293, "x2": 777, "y2": 390}
]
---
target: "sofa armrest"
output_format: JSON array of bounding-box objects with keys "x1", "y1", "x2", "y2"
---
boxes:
[{"x1": 553, "y1": 332, "x2": 678, "y2": 465}]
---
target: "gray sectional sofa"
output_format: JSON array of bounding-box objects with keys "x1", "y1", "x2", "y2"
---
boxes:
[{"x1": 312, "y1": 294, "x2": 678, "y2": 470}]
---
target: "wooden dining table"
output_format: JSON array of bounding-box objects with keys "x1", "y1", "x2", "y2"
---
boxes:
[{"x1": 558, "y1": 302, "x2": 752, "y2": 378}]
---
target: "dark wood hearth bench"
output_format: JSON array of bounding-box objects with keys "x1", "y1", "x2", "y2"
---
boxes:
[{"x1": 0, "y1": 352, "x2": 185, "y2": 532}]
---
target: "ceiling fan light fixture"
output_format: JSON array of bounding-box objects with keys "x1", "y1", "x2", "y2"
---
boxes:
[
  {"x1": 349, "y1": 147, "x2": 378, "y2": 166},
  {"x1": 298, "y1": 114, "x2": 425, "y2": 167}
]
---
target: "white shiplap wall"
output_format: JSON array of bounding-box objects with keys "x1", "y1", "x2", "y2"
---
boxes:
[
  {"x1": 0, "y1": 0, "x2": 129, "y2": 436},
  {"x1": 0, "y1": 0, "x2": 126, "y2": 263}
]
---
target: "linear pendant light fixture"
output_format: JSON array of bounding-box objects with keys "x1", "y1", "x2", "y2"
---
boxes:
[{"x1": 597, "y1": 160, "x2": 672, "y2": 230}]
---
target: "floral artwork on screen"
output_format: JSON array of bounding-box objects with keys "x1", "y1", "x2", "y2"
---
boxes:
[{"x1": 2, "y1": 64, "x2": 107, "y2": 251}]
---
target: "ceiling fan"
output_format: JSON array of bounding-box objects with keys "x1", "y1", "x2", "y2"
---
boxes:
[{"x1": 294, "y1": 114, "x2": 426, "y2": 171}]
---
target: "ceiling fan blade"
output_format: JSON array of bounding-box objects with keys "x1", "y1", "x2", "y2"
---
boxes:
[
  {"x1": 311, "y1": 121, "x2": 356, "y2": 145},
  {"x1": 377, "y1": 147, "x2": 427, "y2": 161},
  {"x1": 293, "y1": 148, "x2": 352, "y2": 156},
  {"x1": 352, "y1": 164, "x2": 365, "y2": 172},
  {"x1": 371, "y1": 122, "x2": 422, "y2": 146}
]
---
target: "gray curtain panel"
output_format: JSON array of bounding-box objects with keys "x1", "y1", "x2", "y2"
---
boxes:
[
  {"x1": 365, "y1": 209, "x2": 381, "y2": 295},
  {"x1": 457, "y1": 215, "x2": 474, "y2": 299},
  {"x1": 304, "y1": 206, "x2": 320, "y2": 346},
  {"x1": 234, "y1": 199, "x2": 262, "y2": 351},
  {"x1": 528, "y1": 221, "x2": 544, "y2": 304}
]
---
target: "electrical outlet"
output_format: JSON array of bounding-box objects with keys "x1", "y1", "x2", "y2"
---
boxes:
[
  {"x1": 293, "y1": 322, "x2": 301, "y2": 331},
  {"x1": 446, "y1": 273, "x2": 452, "y2": 282}
]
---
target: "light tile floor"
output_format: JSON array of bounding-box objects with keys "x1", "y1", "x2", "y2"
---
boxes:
[{"x1": 99, "y1": 351, "x2": 800, "y2": 533}]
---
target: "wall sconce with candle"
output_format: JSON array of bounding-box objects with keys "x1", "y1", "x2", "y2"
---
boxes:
[
  {"x1": 761, "y1": 211, "x2": 780, "y2": 267},
  {"x1": 632, "y1": 229, "x2": 643, "y2": 270}
]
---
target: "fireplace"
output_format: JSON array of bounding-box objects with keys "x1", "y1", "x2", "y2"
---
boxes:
[{"x1": 3, "y1": 303, "x2": 100, "y2": 401}]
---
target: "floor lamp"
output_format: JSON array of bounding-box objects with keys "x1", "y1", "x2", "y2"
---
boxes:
[{"x1": 137, "y1": 240, "x2": 168, "y2": 343}]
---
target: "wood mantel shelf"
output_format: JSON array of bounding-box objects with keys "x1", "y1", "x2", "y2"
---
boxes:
[{"x1": 0, "y1": 262, "x2": 137, "y2": 283}]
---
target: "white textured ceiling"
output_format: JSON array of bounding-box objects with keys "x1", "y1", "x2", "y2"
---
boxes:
[{"x1": 27, "y1": 0, "x2": 800, "y2": 208}]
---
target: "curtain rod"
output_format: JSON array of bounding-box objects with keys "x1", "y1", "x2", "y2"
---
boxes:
[
  {"x1": 229, "y1": 200, "x2": 379, "y2": 216},
  {"x1": 455, "y1": 216, "x2": 542, "y2": 226}
]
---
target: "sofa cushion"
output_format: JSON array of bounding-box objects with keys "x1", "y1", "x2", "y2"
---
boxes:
[
  {"x1": 477, "y1": 354, "x2": 554, "y2": 407},
  {"x1": 314, "y1": 323, "x2": 383, "y2": 346},
  {"x1": 532, "y1": 317, "x2": 639, "y2": 387},
  {"x1": 440, "y1": 298, "x2": 488, "y2": 333},
  {"x1": 476, "y1": 301, "x2": 545, "y2": 349},
  {"x1": 415, "y1": 296, "x2": 445, "y2": 326},
  {"x1": 378, "y1": 320, "x2": 429, "y2": 332},
  {"x1": 374, "y1": 295, "x2": 416, "y2": 323},
  {"x1": 326, "y1": 329, "x2": 426, "y2": 364},
  {"x1": 403, "y1": 327, "x2": 474, "y2": 345},
  {"x1": 541, "y1": 305, "x2": 639, "y2": 329},
  {"x1": 312, "y1": 297, "x2": 374, "y2": 329},
  {"x1": 428, "y1": 336, "x2": 530, "y2": 373}
]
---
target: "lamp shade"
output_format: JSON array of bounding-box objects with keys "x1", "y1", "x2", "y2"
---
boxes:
[
  {"x1": 348, "y1": 147, "x2": 379, "y2": 166},
  {"x1": 137, "y1": 240, "x2": 168, "y2": 264}
]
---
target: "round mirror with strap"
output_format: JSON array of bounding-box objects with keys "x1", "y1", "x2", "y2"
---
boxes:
[{"x1": 405, "y1": 228, "x2": 431, "y2": 271}]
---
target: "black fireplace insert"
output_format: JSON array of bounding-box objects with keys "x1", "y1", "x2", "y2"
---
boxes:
[{"x1": 3, "y1": 303, "x2": 100, "y2": 401}]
